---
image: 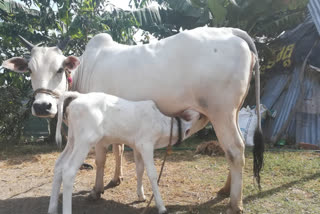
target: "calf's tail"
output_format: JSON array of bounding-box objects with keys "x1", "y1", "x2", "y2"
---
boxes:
[{"x1": 55, "y1": 92, "x2": 78, "y2": 148}]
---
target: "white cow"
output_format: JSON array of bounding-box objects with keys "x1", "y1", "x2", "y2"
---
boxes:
[
  {"x1": 2, "y1": 26, "x2": 264, "y2": 213},
  {"x1": 49, "y1": 91, "x2": 201, "y2": 214}
]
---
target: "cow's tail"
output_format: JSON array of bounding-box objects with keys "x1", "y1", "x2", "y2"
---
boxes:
[
  {"x1": 56, "y1": 92, "x2": 78, "y2": 148},
  {"x1": 232, "y1": 28, "x2": 265, "y2": 190}
]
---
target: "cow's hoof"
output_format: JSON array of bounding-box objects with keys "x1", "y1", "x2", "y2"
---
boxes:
[
  {"x1": 217, "y1": 187, "x2": 230, "y2": 198},
  {"x1": 105, "y1": 177, "x2": 122, "y2": 189},
  {"x1": 87, "y1": 189, "x2": 102, "y2": 201},
  {"x1": 226, "y1": 207, "x2": 243, "y2": 214}
]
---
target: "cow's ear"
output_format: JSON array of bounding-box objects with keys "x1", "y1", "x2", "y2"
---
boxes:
[
  {"x1": 63, "y1": 56, "x2": 80, "y2": 71},
  {"x1": 2, "y1": 57, "x2": 29, "y2": 73}
]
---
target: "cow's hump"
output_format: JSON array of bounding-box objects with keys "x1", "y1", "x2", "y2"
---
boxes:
[{"x1": 85, "y1": 33, "x2": 115, "y2": 51}]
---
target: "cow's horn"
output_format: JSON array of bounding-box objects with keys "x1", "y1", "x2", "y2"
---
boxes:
[
  {"x1": 57, "y1": 36, "x2": 71, "y2": 51},
  {"x1": 18, "y1": 35, "x2": 34, "y2": 51}
]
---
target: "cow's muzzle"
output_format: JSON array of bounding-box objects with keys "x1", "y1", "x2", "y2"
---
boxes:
[
  {"x1": 32, "y1": 88, "x2": 60, "y2": 117},
  {"x1": 33, "y1": 102, "x2": 52, "y2": 116}
]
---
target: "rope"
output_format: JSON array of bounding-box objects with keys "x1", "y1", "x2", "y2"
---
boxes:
[{"x1": 141, "y1": 117, "x2": 176, "y2": 214}]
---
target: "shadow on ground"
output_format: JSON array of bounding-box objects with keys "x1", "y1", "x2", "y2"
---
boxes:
[
  {"x1": 243, "y1": 171, "x2": 320, "y2": 204},
  {"x1": 0, "y1": 194, "x2": 228, "y2": 214}
]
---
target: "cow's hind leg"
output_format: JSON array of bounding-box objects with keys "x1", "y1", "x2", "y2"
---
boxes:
[
  {"x1": 217, "y1": 171, "x2": 231, "y2": 197},
  {"x1": 106, "y1": 144, "x2": 124, "y2": 188},
  {"x1": 210, "y1": 112, "x2": 245, "y2": 214}
]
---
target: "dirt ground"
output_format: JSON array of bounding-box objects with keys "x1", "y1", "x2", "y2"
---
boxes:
[
  {"x1": 1, "y1": 144, "x2": 319, "y2": 214},
  {"x1": 0, "y1": 147, "x2": 230, "y2": 214}
]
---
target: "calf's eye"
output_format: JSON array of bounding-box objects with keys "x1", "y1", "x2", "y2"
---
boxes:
[{"x1": 57, "y1": 68, "x2": 64, "y2": 73}]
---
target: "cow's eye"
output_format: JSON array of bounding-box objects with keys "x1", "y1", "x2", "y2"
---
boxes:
[{"x1": 57, "y1": 68, "x2": 64, "y2": 73}]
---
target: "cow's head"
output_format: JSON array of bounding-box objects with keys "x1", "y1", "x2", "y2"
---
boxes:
[{"x1": 1, "y1": 36, "x2": 80, "y2": 118}]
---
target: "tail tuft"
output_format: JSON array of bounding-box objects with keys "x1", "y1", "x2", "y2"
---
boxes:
[{"x1": 253, "y1": 128, "x2": 264, "y2": 190}]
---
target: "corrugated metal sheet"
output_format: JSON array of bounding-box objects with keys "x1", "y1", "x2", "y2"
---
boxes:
[
  {"x1": 295, "y1": 68, "x2": 320, "y2": 146},
  {"x1": 308, "y1": 0, "x2": 320, "y2": 35},
  {"x1": 261, "y1": 66, "x2": 320, "y2": 146},
  {"x1": 270, "y1": 67, "x2": 301, "y2": 142},
  {"x1": 261, "y1": 74, "x2": 290, "y2": 109}
]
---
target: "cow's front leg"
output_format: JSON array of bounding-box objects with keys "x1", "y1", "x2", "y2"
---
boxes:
[
  {"x1": 89, "y1": 141, "x2": 107, "y2": 200},
  {"x1": 106, "y1": 144, "x2": 124, "y2": 188}
]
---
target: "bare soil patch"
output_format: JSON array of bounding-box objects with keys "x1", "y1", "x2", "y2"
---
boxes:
[{"x1": 1, "y1": 143, "x2": 319, "y2": 214}]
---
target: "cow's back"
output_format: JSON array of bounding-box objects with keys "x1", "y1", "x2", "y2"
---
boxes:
[{"x1": 76, "y1": 27, "x2": 253, "y2": 116}]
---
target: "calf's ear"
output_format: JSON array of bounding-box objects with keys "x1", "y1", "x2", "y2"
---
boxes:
[
  {"x1": 181, "y1": 120, "x2": 193, "y2": 139},
  {"x1": 63, "y1": 56, "x2": 80, "y2": 71},
  {"x1": 180, "y1": 109, "x2": 200, "y2": 121},
  {"x1": 2, "y1": 57, "x2": 29, "y2": 73}
]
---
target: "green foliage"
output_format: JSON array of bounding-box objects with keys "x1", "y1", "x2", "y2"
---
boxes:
[
  {"x1": 128, "y1": 0, "x2": 210, "y2": 39},
  {"x1": 0, "y1": 86, "x2": 31, "y2": 141},
  {"x1": 126, "y1": 0, "x2": 308, "y2": 40},
  {"x1": 207, "y1": 0, "x2": 227, "y2": 26},
  {"x1": 0, "y1": 0, "x2": 312, "y2": 142},
  {"x1": 189, "y1": 0, "x2": 308, "y2": 37},
  {"x1": 0, "y1": 0, "x2": 139, "y2": 142}
]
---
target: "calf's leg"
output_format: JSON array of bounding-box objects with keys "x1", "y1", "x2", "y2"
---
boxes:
[
  {"x1": 48, "y1": 134, "x2": 74, "y2": 214},
  {"x1": 62, "y1": 141, "x2": 93, "y2": 214},
  {"x1": 133, "y1": 149, "x2": 146, "y2": 201},
  {"x1": 138, "y1": 144, "x2": 167, "y2": 214}
]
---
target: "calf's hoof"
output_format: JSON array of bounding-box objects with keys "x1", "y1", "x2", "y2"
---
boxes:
[
  {"x1": 105, "y1": 177, "x2": 122, "y2": 189},
  {"x1": 158, "y1": 207, "x2": 168, "y2": 214},
  {"x1": 87, "y1": 189, "x2": 102, "y2": 201},
  {"x1": 137, "y1": 195, "x2": 146, "y2": 202}
]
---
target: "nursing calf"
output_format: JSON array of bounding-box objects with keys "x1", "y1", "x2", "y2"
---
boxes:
[{"x1": 48, "y1": 91, "x2": 201, "y2": 214}]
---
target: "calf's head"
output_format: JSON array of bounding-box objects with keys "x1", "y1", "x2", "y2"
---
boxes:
[
  {"x1": 180, "y1": 109, "x2": 209, "y2": 139},
  {"x1": 1, "y1": 37, "x2": 80, "y2": 118}
]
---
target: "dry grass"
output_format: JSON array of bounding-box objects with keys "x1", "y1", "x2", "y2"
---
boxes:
[{"x1": 0, "y1": 141, "x2": 319, "y2": 214}]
